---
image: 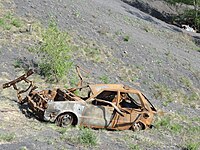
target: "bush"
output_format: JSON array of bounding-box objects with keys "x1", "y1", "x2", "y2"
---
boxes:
[
  {"x1": 38, "y1": 20, "x2": 73, "y2": 82},
  {"x1": 177, "y1": 9, "x2": 200, "y2": 32},
  {"x1": 165, "y1": 0, "x2": 193, "y2": 5},
  {"x1": 166, "y1": 0, "x2": 200, "y2": 32}
]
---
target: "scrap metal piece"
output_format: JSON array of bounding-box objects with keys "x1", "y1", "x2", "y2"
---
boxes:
[
  {"x1": 3, "y1": 69, "x2": 34, "y2": 89},
  {"x1": 76, "y1": 65, "x2": 90, "y2": 88},
  {"x1": 3, "y1": 69, "x2": 36, "y2": 103}
]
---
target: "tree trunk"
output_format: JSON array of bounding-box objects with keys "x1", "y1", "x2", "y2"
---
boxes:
[{"x1": 194, "y1": 0, "x2": 197, "y2": 17}]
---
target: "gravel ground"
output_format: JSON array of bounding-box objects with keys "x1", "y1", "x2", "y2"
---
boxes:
[{"x1": 0, "y1": 0, "x2": 199, "y2": 149}]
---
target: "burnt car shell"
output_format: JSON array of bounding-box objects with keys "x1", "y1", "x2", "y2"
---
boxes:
[
  {"x1": 44, "y1": 84, "x2": 157, "y2": 131},
  {"x1": 2, "y1": 69, "x2": 157, "y2": 131}
]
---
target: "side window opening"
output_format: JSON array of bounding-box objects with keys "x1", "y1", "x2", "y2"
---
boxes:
[
  {"x1": 119, "y1": 93, "x2": 141, "y2": 109},
  {"x1": 92, "y1": 91, "x2": 117, "y2": 106},
  {"x1": 70, "y1": 86, "x2": 92, "y2": 100}
]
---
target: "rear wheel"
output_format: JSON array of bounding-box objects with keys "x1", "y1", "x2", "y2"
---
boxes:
[
  {"x1": 132, "y1": 122, "x2": 145, "y2": 131},
  {"x1": 56, "y1": 113, "x2": 74, "y2": 127}
]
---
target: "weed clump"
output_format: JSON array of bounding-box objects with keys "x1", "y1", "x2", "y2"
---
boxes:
[
  {"x1": 0, "y1": 13, "x2": 22, "y2": 30},
  {"x1": 123, "y1": 35, "x2": 130, "y2": 42},
  {"x1": 155, "y1": 115, "x2": 183, "y2": 134},
  {"x1": 78, "y1": 127, "x2": 98, "y2": 147},
  {"x1": 99, "y1": 75, "x2": 109, "y2": 84},
  {"x1": 184, "y1": 142, "x2": 200, "y2": 150},
  {"x1": 0, "y1": 133, "x2": 15, "y2": 142}
]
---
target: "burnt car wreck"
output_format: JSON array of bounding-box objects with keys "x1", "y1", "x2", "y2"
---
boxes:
[{"x1": 3, "y1": 68, "x2": 157, "y2": 131}]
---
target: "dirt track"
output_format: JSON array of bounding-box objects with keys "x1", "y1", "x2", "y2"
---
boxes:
[{"x1": 0, "y1": 0, "x2": 199, "y2": 149}]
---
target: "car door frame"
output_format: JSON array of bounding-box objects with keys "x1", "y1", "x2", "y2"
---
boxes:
[{"x1": 83, "y1": 89, "x2": 122, "y2": 129}]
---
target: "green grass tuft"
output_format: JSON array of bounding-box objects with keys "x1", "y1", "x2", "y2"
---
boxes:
[
  {"x1": 11, "y1": 18, "x2": 21, "y2": 28},
  {"x1": 0, "y1": 18, "x2": 5, "y2": 26},
  {"x1": 56, "y1": 127, "x2": 68, "y2": 134},
  {"x1": 19, "y1": 146, "x2": 28, "y2": 150},
  {"x1": 155, "y1": 115, "x2": 183, "y2": 133},
  {"x1": 99, "y1": 75, "x2": 109, "y2": 84},
  {"x1": 153, "y1": 84, "x2": 174, "y2": 106},
  {"x1": 0, "y1": 12, "x2": 24, "y2": 30},
  {"x1": 129, "y1": 144, "x2": 140, "y2": 150},
  {"x1": 123, "y1": 35, "x2": 130, "y2": 42},
  {"x1": 0, "y1": 133, "x2": 15, "y2": 142},
  {"x1": 78, "y1": 127, "x2": 98, "y2": 147},
  {"x1": 13, "y1": 59, "x2": 22, "y2": 68},
  {"x1": 184, "y1": 142, "x2": 200, "y2": 150}
]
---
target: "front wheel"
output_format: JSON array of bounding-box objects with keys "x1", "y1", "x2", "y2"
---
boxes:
[{"x1": 56, "y1": 113, "x2": 74, "y2": 127}]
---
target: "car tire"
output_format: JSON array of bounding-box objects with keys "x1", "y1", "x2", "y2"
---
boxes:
[
  {"x1": 131, "y1": 122, "x2": 145, "y2": 131},
  {"x1": 56, "y1": 113, "x2": 74, "y2": 127}
]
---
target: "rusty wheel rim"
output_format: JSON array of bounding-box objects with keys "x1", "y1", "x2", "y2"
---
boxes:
[{"x1": 61, "y1": 113, "x2": 73, "y2": 127}]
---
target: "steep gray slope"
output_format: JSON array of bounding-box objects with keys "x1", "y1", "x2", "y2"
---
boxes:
[
  {"x1": 0, "y1": 0, "x2": 200, "y2": 149},
  {"x1": 11, "y1": 0, "x2": 200, "y2": 109}
]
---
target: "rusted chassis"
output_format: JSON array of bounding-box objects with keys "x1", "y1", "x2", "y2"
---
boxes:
[{"x1": 2, "y1": 70, "x2": 157, "y2": 131}]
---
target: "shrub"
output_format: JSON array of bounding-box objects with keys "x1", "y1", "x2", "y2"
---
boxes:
[
  {"x1": 165, "y1": 0, "x2": 193, "y2": 5},
  {"x1": 166, "y1": 0, "x2": 200, "y2": 32},
  {"x1": 37, "y1": 20, "x2": 73, "y2": 82}
]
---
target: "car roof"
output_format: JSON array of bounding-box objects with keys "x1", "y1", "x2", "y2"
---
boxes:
[{"x1": 89, "y1": 84, "x2": 127, "y2": 94}]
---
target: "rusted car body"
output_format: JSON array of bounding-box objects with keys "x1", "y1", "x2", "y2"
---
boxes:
[{"x1": 3, "y1": 69, "x2": 157, "y2": 131}]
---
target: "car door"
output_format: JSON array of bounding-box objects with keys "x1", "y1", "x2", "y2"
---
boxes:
[
  {"x1": 80, "y1": 90, "x2": 118, "y2": 129},
  {"x1": 113, "y1": 92, "x2": 142, "y2": 130}
]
